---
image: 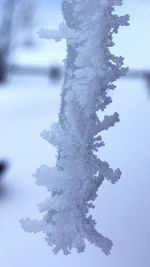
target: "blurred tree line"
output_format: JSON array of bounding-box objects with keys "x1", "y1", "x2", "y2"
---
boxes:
[{"x1": 0, "y1": 0, "x2": 36, "y2": 82}]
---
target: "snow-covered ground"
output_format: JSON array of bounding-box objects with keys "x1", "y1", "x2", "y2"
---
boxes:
[{"x1": 0, "y1": 1, "x2": 150, "y2": 267}]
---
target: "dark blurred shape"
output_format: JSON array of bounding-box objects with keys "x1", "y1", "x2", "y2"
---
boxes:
[
  {"x1": 144, "y1": 73, "x2": 150, "y2": 89},
  {"x1": 0, "y1": 160, "x2": 9, "y2": 181},
  {"x1": 0, "y1": 54, "x2": 7, "y2": 82},
  {"x1": 0, "y1": 0, "x2": 16, "y2": 83},
  {"x1": 0, "y1": 0, "x2": 38, "y2": 83},
  {"x1": 126, "y1": 70, "x2": 150, "y2": 94},
  {"x1": 49, "y1": 65, "x2": 63, "y2": 82},
  {"x1": 126, "y1": 70, "x2": 150, "y2": 80},
  {"x1": 9, "y1": 64, "x2": 63, "y2": 82},
  {"x1": 10, "y1": 64, "x2": 49, "y2": 77}
]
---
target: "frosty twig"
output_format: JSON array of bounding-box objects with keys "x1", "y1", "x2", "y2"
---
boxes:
[{"x1": 21, "y1": 0, "x2": 129, "y2": 255}]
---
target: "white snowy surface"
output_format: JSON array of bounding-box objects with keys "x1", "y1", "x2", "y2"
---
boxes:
[{"x1": 0, "y1": 0, "x2": 150, "y2": 266}]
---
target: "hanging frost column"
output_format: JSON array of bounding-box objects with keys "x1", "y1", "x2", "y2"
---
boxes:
[{"x1": 21, "y1": 0, "x2": 129, "y2": 255}]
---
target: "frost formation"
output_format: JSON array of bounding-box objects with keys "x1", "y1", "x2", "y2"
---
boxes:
[{"x1": 21, "y1": 0, "x2": 129, "y2": 255}]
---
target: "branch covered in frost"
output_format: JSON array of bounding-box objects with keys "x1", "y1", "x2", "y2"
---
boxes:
[{"x1": 21, "y1": 0, "x2": 129, "y2": 255}]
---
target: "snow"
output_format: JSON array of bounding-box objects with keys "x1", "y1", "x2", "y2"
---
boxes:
[{"x1": 0, "y1": 0, "x2": 150, "y2": 266}]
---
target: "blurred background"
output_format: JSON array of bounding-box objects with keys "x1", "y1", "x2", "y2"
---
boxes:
[{"x1": 0, "y1": 1, "x2": 150, "y2": 267}]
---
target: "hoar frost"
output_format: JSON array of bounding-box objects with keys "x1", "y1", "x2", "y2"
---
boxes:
[{"x1": 21, "y1": 0, "x2": 129, "y2": 255}]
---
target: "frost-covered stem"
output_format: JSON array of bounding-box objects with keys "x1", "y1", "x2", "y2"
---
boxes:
[{"x1": 21, "y1": 0, "x2": 129, "y2": 255}]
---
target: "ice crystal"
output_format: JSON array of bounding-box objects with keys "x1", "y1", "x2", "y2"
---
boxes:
[{"x1": 21, "y1": 0, "x2": 129, "y2": 255}]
